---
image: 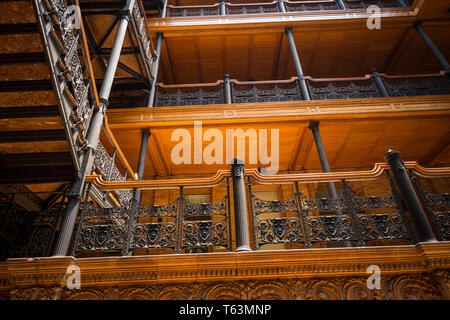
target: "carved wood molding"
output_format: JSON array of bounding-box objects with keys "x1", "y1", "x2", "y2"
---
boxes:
[
  {"x1": 4, "y1": 271, "x2": 449, "y2": 300},
  {"x1": 106, "y1": 96, "x2": 450, "y2": 128},
  {"x1": 84, "y1": 161, "x2": 450, "y2": 191},
  {"x1": 1, "y1": 242, "x2": 450, "y2": 293}
]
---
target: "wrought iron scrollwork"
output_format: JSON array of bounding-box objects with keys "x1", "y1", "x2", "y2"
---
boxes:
[
  {"x1": 409, "y1": 170, "x2": 450, "y2": 241},
  {"x1": 72, "y1": 180, "x2": 233, "y2": 256},
  {"x1": 247, "y1": 173, "x2": 416, "y2": 249}
]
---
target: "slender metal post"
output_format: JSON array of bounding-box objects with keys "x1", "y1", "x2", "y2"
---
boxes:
[
  {"x1": 414, "y1": 22, "x2": 450, "y2": 74},
  {"x1": 52, "y1": 0, "x2": 136, "y2": 256},
  {"x1": 384, "y1": 150, "x2": 436, "y2": 242},
  {"x1": 309, "y1": 121, "x2": 351, "y2": 247},
  {"x1": 147, "y1": 32, "x2": 164, "y2": 108},
  {"x1": 230, "y1": 158, "x2": 251, "y2": 252},
  {"x1": 285, "y1": 27, "x2": 311, "y2": 100},
  {"x1": 161, "y1": 0, "x2": 168, "y2": 18},
  {"x1": 220, "y1": 0, "x2": 226, "y2": 15},
  {"x1": 278, "y1": 0, "x2": 286, "y2": 13},
  {"x1": 336, "y1": 0, "x2": 346, "y2": 9},
  {"x1": 371, "y1": 68, "x2": 390, "y2": 97},
  {"x1": 133, "y1": 129, "x2": 150, "y2": 203},
  {"x1": 224, "y1": 74, "x2": 232, "y2": 104},
  {"x1": 397, "y1": 0, "x2": 408, "y2": 7},
  {"x1": 309, "y1": 121, "x2": 338, "y2": 198}
]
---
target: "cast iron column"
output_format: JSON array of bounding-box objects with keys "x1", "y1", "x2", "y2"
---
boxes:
[
  {"x1": 52, "y1": 0, "x2": 135, "y2": 256},
  {"x1": 161, "y1": 0, "x2": 168, "y2": 18},
  {"x1": 371, "y1": 68, "x2": 390, "y2": 97},
  {"x1": 414, "y1": 22, "x2": 450, "y2": 74},
  {"x1": 224, "y1": 74, "x2": 232, "y2": 104},
  {"x1": 133, "y1": 129, "x2": 150, "y2": 203},
  {"x1": 336, "y1": 0, "x2": 346, "y2": 9},
  {"x1": 310, "y1": 121, "x2": 351, "y2": 247},
  {"x1": 147, "y1": 32, "x2": 164, "y2": 107},
  {"x1": 220, "y1": 0, "x2": 226, "y2": 15},
  {"x1": 230, "y1": 158, "x2": 251, "y2": 252},
  {"x1": 278, "y1": 0, "x2": 286, "y2": 12},
  {"x1": 285, "y1": 27, "x2": 311, "y2": 100},
  {"x1": 384, "y1": 150, "x2": 436, "y2": 242}
]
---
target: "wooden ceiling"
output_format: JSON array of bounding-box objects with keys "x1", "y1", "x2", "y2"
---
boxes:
[
  {"x1": 154, "y1": 20, "x2": 450, "y2": 84},
  {"x1": 109, "y1": 114, "x2": 450, "y2": 178}
]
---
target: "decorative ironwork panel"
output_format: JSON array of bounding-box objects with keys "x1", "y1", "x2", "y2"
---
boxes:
[
  {"x1": 73, "y1": 181, "x2": 233, "y2": 255},
  {"x1": 227, "y1": 3, "x2": 280, "y2": 15},
  {"x1": 344, "y1": 0, "x2": 405, "y2": 9},
  {"x1": 232, "y1": 81, "x2": 302, "y2": 104},
  {"x1": 72, "y1": 201, "x2": 130, "y2": 254},
  {"x1": 0, "y1": 199, "x2": 63, "y2": 259},
  {"x1": 285, "y1": 1, "x2": 339, "y2": 12},
  {"x1": 307, "y1": 215, "x2": 356, "y2": 242},
  {"x1": 34, "y1": 0, "x2": 96, "y2": 170},
  {"x1": 409, "y1": 171, "x2": 450, "y2": 241},
  {"x1": 248, "y1": 175, "x2": 415, "y2": 249},
  {"x1": 155, "y1": 86, "x2": 225, "y2": 107},
  {"x1": 130, "y1": 200, "x2": 179, "y2": 251},
  {"x1": 167, "y1": 5, "x2": 221, "y2": 17},
  {"x1": 93, "y1": 142, "x2": 133, "y2": 205},
  {"x1": 254, "y1": 217, "x2": 304, "y2": 247},
  {"x1": 383, "y1": 75, "x2": 450, "y2": 97},
  {"x1": 307, "y1": 79, "x2": 381, "y2": 100},
  {"x1": 180, "y1": 196, "x2": 232, "y2": 251},
  {"x1": 357, "y1": 213, "x2": 410, "y2": 241},
  {"x1": 130, "y1": 2, "x2": 155, "y2": 83}
]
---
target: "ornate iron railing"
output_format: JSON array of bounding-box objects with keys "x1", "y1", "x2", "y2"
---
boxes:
[
  {"x1": 0, "y1": 192, "x2": 67, "y2": 259},
  {"x1": 71, "y1": 179, "x2": 232, "y2": 256},
  {"x1": 93, "y1": 122, "x2": 136, "y2": 205},
  {"x1": 130, "y1": 0, "x2": 157, "y2": 82},
  {"x1": 165, "y1": 0, "x2": 411, "y2": 17},
  {"x1": 73, "y1": 160, "x2": 450, "y2": 256},
  {"x1": 383, "y1": 73, "x2": 450, "y2": 97},
  {"x1": 409, "y1": 171, "x2": 450, "y2": 241},
  {"x1": 33, "y1": 0, "x2": 99, "y2": 172},
  {"x1": 155, "y1": 81, "x2": 225, "y2": 107},
  {"x1": 155, "y1": 71, "x2": 450, "y2": 107},
  {"x1": 247, "y1": 171, "x2": 415, "y2": 249}
]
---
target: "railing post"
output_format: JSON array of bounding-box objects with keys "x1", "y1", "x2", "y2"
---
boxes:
[
  {"x1": 384, "y1": 149, "x2": 436, "y2": 242},
  {"x1": 285, "y1": 27, "x2": 311, "y2": 100},
  {"x1": 147, "y1": 32, "x2": 164, "y2": 107},
  {"x1": 161, "y1": 0, "x2": 168, "y2": 18},
  {"x1": 230, "y1": 158, "x2": 251, "y2": 252},
  {"x1": 278, "y1": 0, "x2": 286, "y2": 13},
  {"x1": 220, "y1": 0, "x2": 226, "y2": 15},
  {"x1": 224, "y1": 74, "x2": 232, "y2": 104},
  {"x1": 52, "y1": 0, "x2": 136, "y2": 256},
  {"x1": 336, "y1": 0, "x2": 346, "y2": 9},
  {"x1": 371, "y1": 68, "x2": 390, "y2": 97},
  {"x1": 133, "y1": 129, "x2": 151, "y2": 203},
  {"x1": 414, "y1": 22, "x2": 450, "y2": 75}
]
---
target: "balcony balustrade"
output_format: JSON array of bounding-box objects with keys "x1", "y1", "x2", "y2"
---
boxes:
[
  {"x1": 63, "y1": 156, "x2": 450, "y2": 258},
  {"x1": 165, "y1": 0, "x2": 412, "y2": 17},
  {"x1": 155, "y1": 71, "x2": 450, "y2": 107}
]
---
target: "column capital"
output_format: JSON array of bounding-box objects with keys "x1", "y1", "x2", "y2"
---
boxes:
[
  {"x1": 285, "y1": 26, "x2": 293, "y2": 34},
  {"x1": 230, "y1": 158, "x2": 245, "y2": 178},
  {"x1": 309, "y1": 120, "x2": 319, "y2": 132}
]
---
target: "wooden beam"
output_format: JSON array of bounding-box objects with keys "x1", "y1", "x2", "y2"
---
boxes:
[
  {"x1": 0, "y1": 130, "x2": 66, "y2": 143},
  {"x1": 148, "y1": 132, "x2": 170, "y2": 177},
  {"x1": 0, "y1": 23, "x2": 39, "y2": 35},
  {"x1": 0, "y1": 106, "x2": 59, "y2": 119}
]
